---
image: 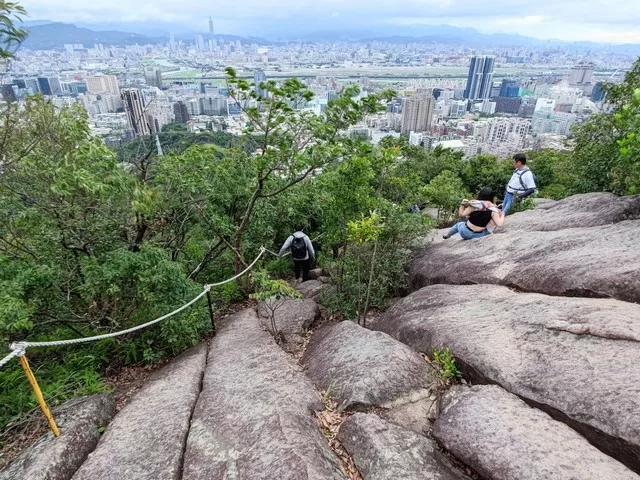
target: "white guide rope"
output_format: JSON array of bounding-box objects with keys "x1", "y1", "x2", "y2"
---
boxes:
[{"x1": 3, "y1": 247, "x2": 268, "y2": 361}]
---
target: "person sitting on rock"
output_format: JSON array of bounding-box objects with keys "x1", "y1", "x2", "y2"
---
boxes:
[
  {"x1": 443, "y1": 187, "x2": 505, "y2": 240},
  {"x1": 501, "y1": 153, "x2": 537, "y2": 214},
  {"x1": 278, "y1": 223, "x2": 316, "y2": 283}
]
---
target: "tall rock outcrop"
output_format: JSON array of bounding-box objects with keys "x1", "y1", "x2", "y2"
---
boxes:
[
  {"x1": 374, "y1": 283, "x2": 640, "y2": 471},
  {"x1": 182, "y1": 309, "x2": 344, "y2": 480},
  {"x1": 411, "y1": 193, "x2": 640, "y2": 303}
]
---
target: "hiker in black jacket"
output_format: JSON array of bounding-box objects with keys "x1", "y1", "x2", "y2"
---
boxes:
[{"x1": 278, "y1": 224, "x2": 316, "y2": 283}]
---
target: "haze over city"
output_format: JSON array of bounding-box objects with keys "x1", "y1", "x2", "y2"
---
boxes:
[{"x1": 17, "y1": 0, "x2": 640, "y2": 43}]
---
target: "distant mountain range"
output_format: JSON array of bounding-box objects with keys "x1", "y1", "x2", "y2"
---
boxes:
[
  {"x1": 21, "y1": 22, "x2": 276, "y2": 50},
  {"x1": 22, "y1": 23, "x2": 165, "y2": 50},
  {"x1": 19, "y1": 21, "x2": 640, "y2": 54}
]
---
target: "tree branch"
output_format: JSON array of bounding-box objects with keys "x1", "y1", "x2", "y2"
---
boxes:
[
  {"x1": 188, "y1": 239, "x2": 225, "y2": 279},
  {"x1": 259, "y1": 165, "x2": 318, "y2": 199}
]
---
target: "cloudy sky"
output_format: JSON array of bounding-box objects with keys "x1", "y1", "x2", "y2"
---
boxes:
[{"x1": 17, "y1": 0, "x2": 640, "y2": 43}]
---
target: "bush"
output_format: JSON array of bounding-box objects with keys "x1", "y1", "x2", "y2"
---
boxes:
[
  {"x1": 423, "y1": 170, "x2": 470, "y2": 222},
  {"x1": 510, "y1": 196, "x2": 536, "y2": 214},
  {"x1": 326, "y1": 205, "x2": 429, "y2": 319},
  {"x1": 0, "y1": 349, "x2": 107, "y2": 436},
  {"x1": 539, "y1": 184, "x2": 569, "y2": 200}
]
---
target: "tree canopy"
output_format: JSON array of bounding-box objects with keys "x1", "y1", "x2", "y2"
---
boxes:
[{"x1": 0, "y1": 1, "x2": 27, "y2": 61}]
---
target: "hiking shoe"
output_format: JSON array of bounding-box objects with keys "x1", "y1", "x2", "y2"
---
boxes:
[{"x1": 442, "y1": 235, "x2": 450, "y2": 239}]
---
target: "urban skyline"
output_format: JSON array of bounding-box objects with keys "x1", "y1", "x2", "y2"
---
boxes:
[
  {"x1": 16, "y1": 0, "x2": 640, "y2": 44},
  {"x1": 2, "y1": 6, "x2": 632, "y2": 160},
  {"x1": 464, "y1": 56, "x2": 495, "y2": 100}
]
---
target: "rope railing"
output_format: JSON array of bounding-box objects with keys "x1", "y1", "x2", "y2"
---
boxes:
[
  {"x1": 11, "y1": 289, "x2": 210, "y2": 350},
  {"x1": 0, "y1": 246, "x2": 270, "y2": 437},
  {"x1": 0, "y1": 349, "x2": 20, "y2": 368},
  {"x1": 10, "y1": 247, "x2": 267, "y2": 351}
]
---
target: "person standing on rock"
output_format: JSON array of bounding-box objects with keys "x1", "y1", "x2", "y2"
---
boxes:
[
  {"x1": 443, "y1": 188, "x2": 505, "y2": 240},
  {"x1": 501, "y1": 153, "x2": 537, "y2": 215},
  {"x1": 278, "y1": 224, "x2": 316, "y2": 283}
]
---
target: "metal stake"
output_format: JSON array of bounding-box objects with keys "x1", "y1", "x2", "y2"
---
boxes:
[{"x1": 19, "y1": 355, "x2": 60, "y2": 437}]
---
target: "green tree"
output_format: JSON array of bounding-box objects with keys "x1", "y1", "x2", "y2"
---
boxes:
[
  {"x1": 0, "y1": 1, "x2": 27, "y2": 61},
  {"x1": 615, "y1": 87, "x2": 640, "y2": 194},
  {"x1": 217, "y1": 67, "x2": 393, "y2": 273},
  {"x1": 250, "y1": 269, "x2": 300, "y2": 343},
  {"x1": 462, "y1": 154, "x2": 512, "y2": 196},
  {"x1": 423, "y1": 170, "x2": 470, "y2": 221},
  {"x1": 0, "y1": 100, "x2": 208, "y2": 349},
  {"x1": 527, "y1": 149, "x2": 574, "y2": 199},
  {"x1": 0, "y1": 99, "x2": 209, "y2": 432},
  {"x1": 572, "y1": 57, "x2": 640, "y2": 195}
]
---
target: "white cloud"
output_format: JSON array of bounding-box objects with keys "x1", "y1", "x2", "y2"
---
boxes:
[{"x1": 16, "y1": 0, "x2": 640, "y2": 43}]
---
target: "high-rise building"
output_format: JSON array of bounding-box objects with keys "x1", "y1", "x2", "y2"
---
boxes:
[
  {"x1": 478, "y1": 99, "x2": 496, "y2": 115},
  {"x1": 209, "y1": 16, "x2": 214, "y2": 36},
  {"x1": 68, "y1": 81, "x2": 87, "y2": 94},
  {"x1": 143, "y1": 67, "x2": 163, "y2": 89},
  {"x1": 0, "y1": 85, "x2": 17, "y2": 102},
  {"x1": 37, "y1": 77, "x2": 52, "y2": 96},
  {"x1": 535, "y1": 98, "x2": 556, "y2": 114},
  {"x1": 196, "y1": 35, "x2": 205, "y2": 52},
  {"x1": 591, "y1": 81, "x2": 606, "y2": 102},
  {"x1": 569, "y1": 63, "x2": 594, "y2": 86},
  {"x1": 48, "y1": 78, "x2": 63, "y2": 95},
  {"x1": 200, "y1": 95, "x2": 227, "y2": 115},
  {"x1": 186, "y1": 99, "x2": 201, "y2": 116},
  {"x1": 86, "y1": 74, "x2": 120, "y2": 95},
  {"x1": 36, "y1": 77, "x2": 61, "y2": 96},
  {"x1": 121, "y1": 88, "x2": 151, "y2": 137},
  {"x1": 450, "y1": 100, "x2": 468, "y2": 118},
  {"x1": 486, "y1": 118, "x2": 530, "y2": 144},
  {"x1": 499, "y1": 79, "x2": 520, "y2": 98},
  {"x1": 490, "y1": 82, "x2": 501, "y2": 98},
  {"x1": 518, "y1": 102, "x2": 536, "y2": 118},
  {"x1": 464, "y1": 56, "x2": 495, "y2": 100},
  {"x1": 25, "y1": 78, "x2": 40, "y2": 94},
  {"x1": 532, "y1": 111, "x2": 577, "y2": 136},
  {"x1": 401, "y1": 94, "x2": 435, "y2": 134},
  {"x1": 173, "y1": 101, "x2": 190, "y2": 123},
  {"x1": 254, "y1": 69, "x2": 267, "y2": 98},
  {"x1": 493, "y1": 96, "x2": 523, "y2": 115}
]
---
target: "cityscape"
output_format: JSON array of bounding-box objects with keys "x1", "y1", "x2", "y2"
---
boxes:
[
  {"x1": 1, "y1": 15, "x2": 638, "y2": 159},
  {"x1": 2, "y1": 3, "x2": 640, "y2": 478}
]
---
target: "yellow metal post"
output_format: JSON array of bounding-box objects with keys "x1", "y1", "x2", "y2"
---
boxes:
[{"x1": 19, "y1": 355, "x2": 60, "y2": 437}]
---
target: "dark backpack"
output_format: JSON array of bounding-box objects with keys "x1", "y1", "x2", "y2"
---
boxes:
[{"x1": 291, "y1": 235, "x2": 308, "y2": 260}]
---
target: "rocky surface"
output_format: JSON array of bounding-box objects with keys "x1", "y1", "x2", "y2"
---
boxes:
[
  {"x1": 506, "y1": 192, "x2": 640, "y2": 232},
  {"x1": 72, "y1": 344, "x2": 208, "y2": 480},
  {"x1": 0, "y1": 394, "x2": 115, "y2": 480},
  {"x1": 303, "y1": 321, "x2": 433, "y2": 411},
  {"x1": 532, "y1": 197, "x2": 557, "y2": 209},
  {"x1": 412, "y1": 218, "x2": 640, "y2": 303},
  {"x1": 433, "y1": 385, "x2": 640, "y2": 480},
  {"x1": 374, "y1": 283, "x2": 640, "y2": 472},
  {"x1": 338, "y1": 413, "x2": 467, "y2": 480},
  {"x1": 297, "y1": 279, "x2": 335, "y2": 303},
  {"x1": 309, "y1": 268, "x2": 326, "y2": 280},
  {"x1": 257, "y1": 298, "x2": 319, "y2": 353},
  {"x1": 379, "y1": 396, "x2": 436, "y2": 435},
  {"x1": 182, "y1": 308, "x2": 344, "y2": 480}
]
